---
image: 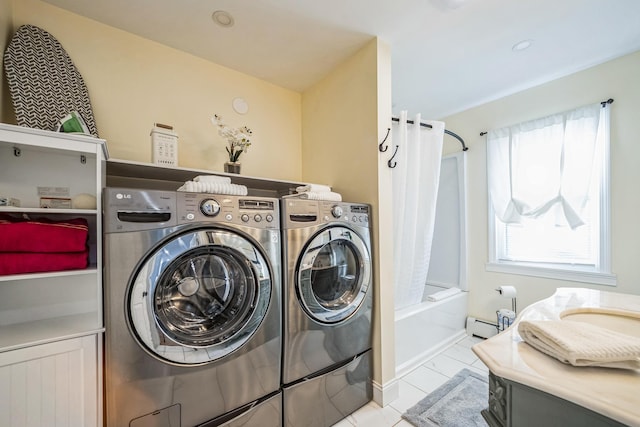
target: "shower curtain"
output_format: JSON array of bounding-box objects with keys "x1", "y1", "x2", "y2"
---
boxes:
[{"x1": 393, "y1": 111, "x2": 445, "y2": 310}]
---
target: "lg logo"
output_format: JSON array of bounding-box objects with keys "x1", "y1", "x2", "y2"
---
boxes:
[{"x1": 116, "y1": 193, "x2": 132, "y2": 200}]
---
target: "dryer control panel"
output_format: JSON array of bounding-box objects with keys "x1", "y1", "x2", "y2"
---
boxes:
[
  {"x1": 319, "y1": 201, "x2": 369, "y2": 226},
  {"x1": 282, "y1": 199, "x2": 370, "y2": 229},
  {"x1": 177, "y1": 192, "x2": 279, "y2": 229}
]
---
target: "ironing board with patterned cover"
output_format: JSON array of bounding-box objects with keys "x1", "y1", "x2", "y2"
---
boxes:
[{"x1": 3, "y1": 24, "x2": 99, "y2": 137}]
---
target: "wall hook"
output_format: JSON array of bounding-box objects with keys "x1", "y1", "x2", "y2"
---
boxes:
[
  {"x1": 378, "y1": 127, "x2": 391, "y2": 152},
  {"x1": 387, "y1": 145, "x2": 399, "y2": 168}
]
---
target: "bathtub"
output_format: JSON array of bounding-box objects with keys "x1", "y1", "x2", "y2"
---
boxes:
[{"x1": 394, "y1": 284, "x2": 468, "y2": 378}]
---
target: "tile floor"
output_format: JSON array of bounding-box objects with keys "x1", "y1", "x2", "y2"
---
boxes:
[{"x1": 333, "y1": 335, "x2": 488, "y2": 427}]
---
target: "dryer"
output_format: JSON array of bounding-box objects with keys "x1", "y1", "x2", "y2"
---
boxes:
[
  {"x1": 280, "y1": 198, "x2": 373, "y2": 427},
  {"x1": 103, "y1": 188, "x2": 282, "y2": 427}
]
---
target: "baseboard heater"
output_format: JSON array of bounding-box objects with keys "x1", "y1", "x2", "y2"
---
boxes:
[{"x1": 466, "y1": 317, "x2": 498, "y2": 339}]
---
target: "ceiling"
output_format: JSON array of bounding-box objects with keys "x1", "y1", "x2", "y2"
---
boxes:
[{"x1": 41, "y1": 0, "x2": 640, "y2": 119}]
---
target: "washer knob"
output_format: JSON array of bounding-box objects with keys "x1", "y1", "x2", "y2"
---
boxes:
[
  {"x1": 265, "y1": 214, "x2": 274, "y2": 222},
  {"x1": 241, "y1": 214, "x2": 250, "y2": 222},
  {"x1": 254, "y1": 214, "x2": 263, "y2": 222},
  {"x1": 331, "y1": 205, "x2": 343, "y2": 219},
  {"x1": 200, "y1": 199, "x2": 221, "y2": 217}
]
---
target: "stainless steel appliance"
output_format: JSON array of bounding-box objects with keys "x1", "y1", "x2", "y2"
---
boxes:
[
  {"x1": 103, "y1": 188, "x2": 282, "y2": 427},
  {"x1": 280, "y1": 198, "x2": 373, "y2": 427}
]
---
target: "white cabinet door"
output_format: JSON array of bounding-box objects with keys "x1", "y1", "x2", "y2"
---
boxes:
[{"x1": 0, "y1": 335, "x2": 99, "y2": 427}]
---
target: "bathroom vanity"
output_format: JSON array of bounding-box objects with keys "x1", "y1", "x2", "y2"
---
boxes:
[{"x1": 473, "y1": 288, "x2": 640, "y2": 427}]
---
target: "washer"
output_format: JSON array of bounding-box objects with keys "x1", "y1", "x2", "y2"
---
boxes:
[
  {"x1": 280, "y1": 198, "x2": 373, "y2": 427},
  {"x1": 103, "y1": 188, "x2": 282, "y2": 427}
]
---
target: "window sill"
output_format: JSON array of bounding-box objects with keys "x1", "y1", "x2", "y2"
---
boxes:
[{"x1": 485, "y1": 262, "x2": 617, "y2": 286}]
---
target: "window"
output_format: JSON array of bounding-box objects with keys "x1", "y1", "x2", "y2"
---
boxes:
[{"x1": 486, "y1": 102, "x2": 615, "y2": 285}]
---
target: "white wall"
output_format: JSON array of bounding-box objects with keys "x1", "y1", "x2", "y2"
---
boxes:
[{"x1": 442, "y1": 50, "x2": 640, "y2": 322}]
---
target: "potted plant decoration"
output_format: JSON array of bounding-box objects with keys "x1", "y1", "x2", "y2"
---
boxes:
[{"x1": 211, "y1": 114, "x2": 252, "y2": 174}]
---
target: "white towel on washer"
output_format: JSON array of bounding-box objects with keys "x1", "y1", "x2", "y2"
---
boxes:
[
  {"x1": 177, "y1": 181, "x2": 248, "y2": 196},
  {"x1": 296, "y1": 184, "x2": 332, "y2": 193},
  {"x1": 193, "y1": 175, "x2": 231, "y2": 184},
  {"x1": 518, "y1": 320, "x2": 640, "y2": 370},
  {"x1": 284, "y1": 191, "x2": 342, "y2": 201}
]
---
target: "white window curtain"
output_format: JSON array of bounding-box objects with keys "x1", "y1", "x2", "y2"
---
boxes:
[
  {"x1": 487, "y1": 103, "x2": 603, "y2": 230},
  {"x1": 393, "y1": 111, "x2": 445, "y2": 310}
]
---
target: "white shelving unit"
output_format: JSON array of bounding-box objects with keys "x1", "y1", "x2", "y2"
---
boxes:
[{"x1": 0, "y1": 123, "x2": 106, "y2": 427}]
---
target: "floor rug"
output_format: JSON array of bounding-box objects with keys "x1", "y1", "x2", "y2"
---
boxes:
[{"x1": 402, "y1": 368, "x2": 489, "y2": 427}]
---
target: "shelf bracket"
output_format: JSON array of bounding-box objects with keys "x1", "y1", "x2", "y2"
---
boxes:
[
  {"x1": 13, "y1": 147, "x2": 21, "y2": 157},
  {"x1": 80, "y1": 155, "x2": 86, "y2": 164}
]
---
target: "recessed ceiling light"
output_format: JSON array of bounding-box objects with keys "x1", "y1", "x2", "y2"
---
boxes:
[
  {"x1": 512, "y1": 39, "x2": 533, "y2": 52},
  {"x1": 212, "y1": 10, "x2": 234, "y2": 28}
]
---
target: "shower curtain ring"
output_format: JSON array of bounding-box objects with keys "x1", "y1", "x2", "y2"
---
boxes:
[
  {"x1": 378, "y1": 127, "x2": 391, "y2": 152},
  {"x1": 388, "y1": 145, "x2": 399, "y2": 168}
]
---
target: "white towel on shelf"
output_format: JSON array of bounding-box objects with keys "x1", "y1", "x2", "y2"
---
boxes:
[
  {"x1": 193, "y1": 175, "x2": 232, "y2": 184},
  {"x1": 426, "y1": 287, "x2": 461, "y2": 302},
  {"x1": 177, "y1": 181, "x2": 248, "y2": 196},
  {"x1": 286, "y1": 191, "x2": 342, "y2": 202},
  {"x1": 518, "y1": 319, "x2": 640, "y2": 370},
  {"x1": 296, "y1": 184, "x2": 332, "y2": 193}
]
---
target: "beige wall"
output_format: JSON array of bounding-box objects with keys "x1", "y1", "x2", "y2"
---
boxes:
[
  {"x1": 11, "y1": 0, "x2": 303, "y2": 181},
  {"x1": 374, "y1": 41, "x2": 396, "y2": 398},
  {"x1": 0, "y1": 0, "x2": 13, "y2": 122},
  {"x1": 301, "y1": 38, "x2": 396, "y2": 391},
  {"x1": 442, "y1": 50, "x2": 640, "y2": 322}
]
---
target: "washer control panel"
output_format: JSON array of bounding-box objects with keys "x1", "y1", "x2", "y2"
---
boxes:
[{"x1": 177, "y1": 192, "x2": 279, "y2": 229}]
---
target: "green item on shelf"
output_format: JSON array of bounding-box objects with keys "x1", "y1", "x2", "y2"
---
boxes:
[{"x1": 57, "y1": 111, "x2": 90, "y2": 134}]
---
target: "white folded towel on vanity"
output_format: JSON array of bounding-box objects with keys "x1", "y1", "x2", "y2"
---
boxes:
[
  {"x1": 193, "y1": 175, "x2": 232, "y2": 184},
  {"x1": 177, "y1": 181, "x2": 248, "y2": 196},
  {"x1": 518, "y1": 320, "x2": 640, "y2": 370}
]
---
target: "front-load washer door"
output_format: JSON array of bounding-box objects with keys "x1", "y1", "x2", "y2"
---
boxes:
[
  {"x1": 128, "y1": 228, "x2": 272, "y2": 365},
  {"x1": 297, "y1": 226, "x2": 371, "y2": 324}
]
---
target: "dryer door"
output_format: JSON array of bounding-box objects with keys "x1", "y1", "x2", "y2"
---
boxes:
[
  {"x1": 297, "y1": 226, "x2": 371, "y2": 324},
  {"x1": 128, "y1": 228, "x2": 272, "y2": 365}
]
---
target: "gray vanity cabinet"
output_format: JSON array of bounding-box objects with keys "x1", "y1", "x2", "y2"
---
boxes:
[{"x1": 483, "y1": 372, "x2": 627, "y2": 427}]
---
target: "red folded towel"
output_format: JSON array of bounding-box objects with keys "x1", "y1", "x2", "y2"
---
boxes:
[
  {"x1": 0, "y1": 251, "x2": 89, "y2": 275},
  {"x1": 0, "y1": 215, "x2": 89, "y2": 253}
]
